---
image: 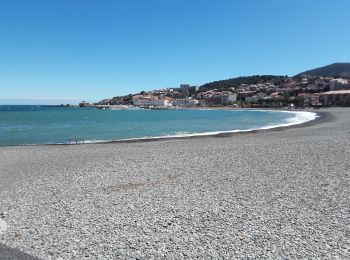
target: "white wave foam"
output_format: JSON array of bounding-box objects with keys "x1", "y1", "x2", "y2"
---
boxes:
[{"x1": 77, "y1": 110, "x2": 318, "y2": 144}]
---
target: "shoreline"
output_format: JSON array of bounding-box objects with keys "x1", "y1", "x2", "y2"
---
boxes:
[
  {"x1": 0, "y1": 109, "x2": 323, "y2": 148},
  {"x1": 1, "y1": 107, "x2": 349, "y2": 259},
  {"x1": 87, "y1": 110, "x2": 323, "y2": 145}
]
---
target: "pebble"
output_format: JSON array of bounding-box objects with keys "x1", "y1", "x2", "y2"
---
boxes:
[{"x1": 0, "y1": 108, "x2": 349, "y2": 259}]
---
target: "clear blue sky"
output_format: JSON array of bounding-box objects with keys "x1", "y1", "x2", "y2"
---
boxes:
[{"x1": 0, "y1": 0, "x2": 349, "y2": 104}]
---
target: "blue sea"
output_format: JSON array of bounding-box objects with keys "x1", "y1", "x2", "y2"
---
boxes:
[{"x1": 0, "y1": 106, "x2": 317, "y2": 146}]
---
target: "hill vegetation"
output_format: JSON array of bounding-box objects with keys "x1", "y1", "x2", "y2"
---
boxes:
[
  {"x1": 296, "y1": 63, "x2": 350, "y2": 77},
  {"x1": 199, "y1": 75, "x2": 288, "y2": 91}
]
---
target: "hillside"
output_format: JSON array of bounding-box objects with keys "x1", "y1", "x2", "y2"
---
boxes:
[
  {"x1": 199, "y1": 75, "x2": 288, "y2": 91},
  {"x1": 296, "y1": 63, "x2": 350, "y2": 77}
]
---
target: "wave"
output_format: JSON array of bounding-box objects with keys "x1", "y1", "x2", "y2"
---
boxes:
[{"x1": 77, "y1": 110, "x2": 318, "y2": 144}]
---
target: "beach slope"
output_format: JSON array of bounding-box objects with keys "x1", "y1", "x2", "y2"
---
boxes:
[{"x1": 0, "y1": 108, "x2": 349, "y2": 259}]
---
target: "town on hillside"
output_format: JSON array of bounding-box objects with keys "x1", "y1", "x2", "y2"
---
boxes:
[{"x1": 81, "y1": 74, "x2": 350, "y2": 109}]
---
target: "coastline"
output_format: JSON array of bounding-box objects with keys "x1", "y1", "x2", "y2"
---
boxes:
[
  {"x1": 1, "y1": 107, "x2": 350, "y2": 259},
  {"x1": 90, "y1": 109, "x2": 322, "y2": 145},
  {"x1": 1, "y1": 108, "x2": 322, "y2": 147}
]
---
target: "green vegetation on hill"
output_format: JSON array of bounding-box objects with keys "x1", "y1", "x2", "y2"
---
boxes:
[
  {"x1": 199, "y1": 75, "x2": 288, "y2": 91},
  {"x1": 296, "y1": 63, "x2": 350, "y2": 77}
]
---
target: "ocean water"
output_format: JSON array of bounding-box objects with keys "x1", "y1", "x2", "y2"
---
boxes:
[{"x1": 0, "y1": 106, "x2": 317, "y2": 146}]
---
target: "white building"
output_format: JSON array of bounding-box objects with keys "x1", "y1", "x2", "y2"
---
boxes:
[
  {"x1": 329, "y1": 78, "x2": 350, "y2": 91},
  {"x1": 132, "y1": 95, "x2": 170, "y2": 107}
]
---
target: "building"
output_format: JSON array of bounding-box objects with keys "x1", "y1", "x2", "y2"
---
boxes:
[
  {"x1": 245, "y1": 93, "x2": 267, "y2": 103},
  {"x1": 173, "y1": 98, "x2": 199, "y2": 107},
  {"x1": 204, "y1": 92, "x2": 237, "y2": 105},
  {"x1": 132, "y1": 95, "x2": 170, "y2": 107},
  {"x1": 319, "y1": 90, "x2": 350, "y2": 107},
  {"x1": 206, "y1": 94, "x2": 222, "y2": 104},
  {"x1": 221, "y1": 92, "x2": 237, "y2": 104},
  {"x1": 296, "y1": 94, "x2": 321, "y2": 107},
  {"x1": 309, "y1": 94, "x2": 321, "y2": 106},
  {"x1": 179, "y1": 84, "x2": 191, "y2": 94},
  {"x1": 237, "y1": 91, "x2": 257, "y2": 102},
  {"x1": 329, "y1": 78, "x2": 350, "y2": 91},
  {"x1": 330, "y1": 79, "x2": 340, "y2": 91}
]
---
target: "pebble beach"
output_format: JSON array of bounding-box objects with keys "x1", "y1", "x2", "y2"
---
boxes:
[{"x1": 1, "y1": 108, "x2": 350, "y2": 259}]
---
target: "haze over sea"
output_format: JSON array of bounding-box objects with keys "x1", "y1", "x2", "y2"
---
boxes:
[{"x1": 0, "y1": 106, "x2": 316, "y2": 146}]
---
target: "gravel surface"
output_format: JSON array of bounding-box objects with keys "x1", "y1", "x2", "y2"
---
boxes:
[
  {"x1": 0, "y1": 108, "x2": 350, "y2": 259},
  {"x1": 0, "y1": 243, "x2": 40, "y2": 260}
]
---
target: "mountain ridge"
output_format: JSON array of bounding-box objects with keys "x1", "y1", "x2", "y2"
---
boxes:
[
  {"x1": 296, "y1": 62, "x2": 350, "y2": 77},
  {"x1": 199, "y1": 75, "x2": 288, "y2": 91}
]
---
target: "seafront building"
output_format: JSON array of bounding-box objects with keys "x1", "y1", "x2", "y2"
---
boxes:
[
  {"x1": 318, "y1": 90, "x2": 350, "y2": 106},
  {"x1": 95, "y1": 76, "x2": 350, "y2": 109},
  {"x1": 132, "y1": 95, "x2": 171, "y2": 107},
  {"x1": 296, "y1": 93, "x2": 322, "y2": 107},
  {"x1": 198, "y1": 91, "x2": 237, "y2": 105},
  {"x1": 173, "y1": 98, "x2": 199, "y2": 107}
]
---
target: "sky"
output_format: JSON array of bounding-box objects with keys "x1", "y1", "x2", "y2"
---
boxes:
[{"x1": 0, "y1": 0, "x2": 349, "y2": 105}]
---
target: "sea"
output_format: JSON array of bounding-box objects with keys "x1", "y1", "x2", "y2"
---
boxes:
[{"x1": 0, "y1": 105, "x2": 317, "y2": 146}]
